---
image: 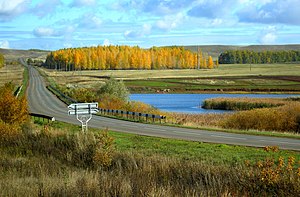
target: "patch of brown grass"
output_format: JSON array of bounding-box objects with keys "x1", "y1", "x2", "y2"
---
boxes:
[
  {"x1": 0, "y1": 64, "x2": 24, "y2": 87},
  {"x1": 169, "y1": 113, "x2": 228, "y2": 128},
  {"x1": 222, "y1": 102, "x2": 300, "y2": 132},
  {"x1": 203, "y1": 97, "x2": 287, "y2": 110}
]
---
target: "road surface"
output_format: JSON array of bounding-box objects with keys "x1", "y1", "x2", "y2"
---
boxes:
[{"x1": 24, "y1": 61, "x2": 300, "y2": 151}]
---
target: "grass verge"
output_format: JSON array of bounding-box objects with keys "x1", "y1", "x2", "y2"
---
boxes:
[
  {"x1": 34, "y1": 119, "x2": 300, "y2": 163},
  {"x1": 18, "y1": 64, "x2": 29, "y2": 97},
  {"x1": 1, "y1": 119, "x2": 299, "y2": 196}
]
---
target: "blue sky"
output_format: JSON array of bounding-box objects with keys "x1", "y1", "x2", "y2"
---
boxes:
[{"x1": 0, "y1": 0, "x2": 300, "y2": 50}]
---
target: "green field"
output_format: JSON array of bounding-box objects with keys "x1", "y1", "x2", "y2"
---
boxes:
[{"x1": 41, "y1": 64, "x2": 300, "y2": 93}]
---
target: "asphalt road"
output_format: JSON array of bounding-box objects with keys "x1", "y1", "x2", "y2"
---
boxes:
[{"x1": 24, "y1": 62, "x2": 300, "y2": 151}]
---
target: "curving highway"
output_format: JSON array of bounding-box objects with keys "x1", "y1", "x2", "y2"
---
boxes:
[{"x1": 24, "y1": 61, "x2": 300, "y2": 151}]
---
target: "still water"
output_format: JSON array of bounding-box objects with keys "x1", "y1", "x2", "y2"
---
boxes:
[{"x1": 130, "y1": 93, "x2": 300, "y2": 114}]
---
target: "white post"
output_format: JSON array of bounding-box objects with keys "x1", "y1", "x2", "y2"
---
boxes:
[{"x1": 76, "y1": 114, "x2": 92, "y2": 132}]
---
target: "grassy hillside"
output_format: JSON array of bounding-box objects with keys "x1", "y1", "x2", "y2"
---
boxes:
[{"x1": 0, "y1": 48, "x2": 49, "y2": 61}]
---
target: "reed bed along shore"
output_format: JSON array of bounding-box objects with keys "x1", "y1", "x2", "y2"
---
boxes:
[{"x1": 202, "y1": 97, "x2": 289, "y2": 111}]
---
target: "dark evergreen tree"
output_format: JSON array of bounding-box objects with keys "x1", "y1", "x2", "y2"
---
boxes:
[{"x1": 218, "y1": 50, "x2": 300, "y2": 64}]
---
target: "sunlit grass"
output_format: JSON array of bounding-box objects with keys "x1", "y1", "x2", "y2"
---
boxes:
[
  {"x1": 1, "y1": 119, "x2": 299, "y2": 196},
  {"x1": 0, "y1": 64, "x2": 24, "y2": 88},
  {"x1": 40, "y1": 64, "x2": 300, "y2": 92}
]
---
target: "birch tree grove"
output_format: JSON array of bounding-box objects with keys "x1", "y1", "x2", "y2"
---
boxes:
[{"x1": 44, "y1": 46, "x2": 215, "y2": 71}]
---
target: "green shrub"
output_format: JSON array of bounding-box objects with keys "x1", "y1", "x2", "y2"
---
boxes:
[{"x1": 97, "y1": 77, "x2": 129, "y2": 101}]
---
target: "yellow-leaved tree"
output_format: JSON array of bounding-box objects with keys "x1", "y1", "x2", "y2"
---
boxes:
[
  {"x1": 0, "y1": 83, "x2": 28, "y2": 125},
  {"x1": 208, "y1": 56, "x2": 214, "y2": 69}
]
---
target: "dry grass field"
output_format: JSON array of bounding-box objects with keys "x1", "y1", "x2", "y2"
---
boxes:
[
  {"x1": 40, "y1": 63, "x2": 300, "y2": 92},
  {"x1": 0, "y1": 64, "x2": 24, "y2": 88},
  {"x1": 0, "y1": 49, "x2": 48, "y2": 61}
]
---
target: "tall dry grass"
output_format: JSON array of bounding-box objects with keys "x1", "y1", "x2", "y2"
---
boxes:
[
  {"x1": 1, "y1": 121, "x2": 299, "y2": 196},
  {"x1": 202, "y1": 97, "x2": 287, "y2": 111},
  {"x1": 0, "y1": 64, "x2": 24, "y2": 87},
  {"x1": 222, "y1": 102, "x2": 300, "y2": 132},
  {"x1": 169, "y1": 112, "x2": 228, "y2": 128}
]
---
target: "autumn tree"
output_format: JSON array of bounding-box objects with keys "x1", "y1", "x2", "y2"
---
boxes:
[
  {"x1": 44, "y1": 45, "x2": 213, "y2": 71},
  {"x1": 0, "y1": 83, "x2": 28, "y2": 125},
  {"x1": 208, "y1": 56, "x2": 214, "y2": 69}
]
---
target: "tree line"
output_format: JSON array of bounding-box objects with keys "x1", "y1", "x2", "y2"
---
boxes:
[
  {"x1": 218, "y1": 50, "x2": 300, "y2": 64},
  {"x1": 44, "y1": 46, "x2": 216, "y2": 71},
  {"x1": 0, "y1": 53, "x2": 4, "y2": 68}
]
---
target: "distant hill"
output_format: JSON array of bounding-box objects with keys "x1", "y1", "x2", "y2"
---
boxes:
[
  {"x1": 0, "y1": 48, "x2": 49, "y2": 61},
  {"x1": 2, "y1": 45, "x2": 300, "y2": 61},
  {"x1": 184, "y1": 45, "x2": 300, "y2": 59}
]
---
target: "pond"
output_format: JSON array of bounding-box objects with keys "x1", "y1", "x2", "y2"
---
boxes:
[{"x1": 130, "y1": 93, "x2": 300, "y2": 114}]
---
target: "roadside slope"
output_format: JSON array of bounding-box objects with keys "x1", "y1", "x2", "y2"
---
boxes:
[{"x1": 24, "y1": 60, "x2": 300, "y2": 151}]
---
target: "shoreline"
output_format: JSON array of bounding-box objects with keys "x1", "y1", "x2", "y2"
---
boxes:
[{"x1": 130, "y1": 90, "x2": 300, "y2": 95}]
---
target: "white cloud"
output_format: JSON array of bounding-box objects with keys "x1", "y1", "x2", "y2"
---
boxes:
[
  {"x1": 63, "y1": 43, "x2": 73, "y2": 48},
  {"x1": 260, "y1": 33, "x2": 277, "y2": 44},
  {"x1": 102, "y1": 39, "x2": 111, "y2": 46},
  {"x1": 155, "y1": 13, "x2": 184, "y2": 31},
  {"x1": 78, "y1": 13, "x2": 102, "y2": 29},
  {"x1": 124, "y1": 23, "x2": 152, "y2": 39},
  {"x1": 31, "y1": 0, "x2": 62, "y2": 18},
  {"x1": 211, "y1": 19, "x2": 223, "y2": 26},
  {"x1": 238, "y1": 0, "x2": 300, "y2": 25},
  {"x1": 124, "y1": 30, "x2": 141, "y2": 39},
  {"x1": 33, "y1": 25, "x2": 75, "y2": 38},
  {"x1": 259, "y1": 26, "x2": 277, "y2": 44},
  {"x1": 0, "y1": 0, "x2": 29, "y2": 21},
  {"x1": 142, "y1": 24, "x2": 152, "y2": 34},
  {"x1": 33, "y1": 27, "x2": 60, "y2": 37},
  {"x1": 70, "y1": 0, "x2": 96, "y2": 7},
  {"x1": 0, "y1": 40, "x2": 9, "y2": 48},
  {"x1": 115, "y1": 0, "x2": 196, "y2": 16},
  {"x1": 188, "y1": 0, "x2": 236, "y2": 19}
]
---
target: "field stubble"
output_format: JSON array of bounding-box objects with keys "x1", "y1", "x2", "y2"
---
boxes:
[
  {"x1": 40, "y1": 64, "x2": 300, "y2": 92},
  {"x1": 0, "y1": 64, "x2": 24, "y2": 87}
]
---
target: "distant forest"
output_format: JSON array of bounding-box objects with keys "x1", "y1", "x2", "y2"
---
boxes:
[
  {"x1": 0, "y1": 53, "x2": 4, "y2": 68},
  {"x1": 218, "y1": 50, "x2": 300, "y2": 64},
  {"x1": 44, "y1": 46, "x2": 216, "y2": 71}
]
